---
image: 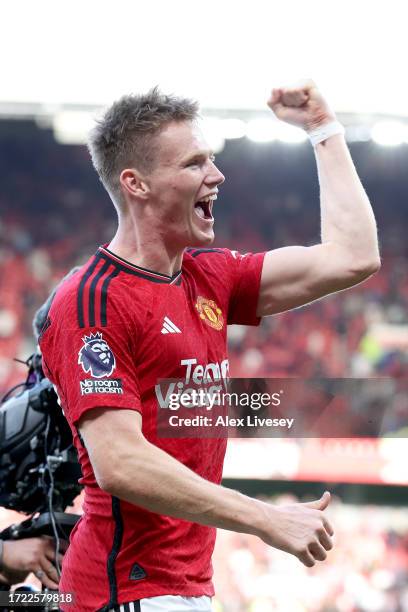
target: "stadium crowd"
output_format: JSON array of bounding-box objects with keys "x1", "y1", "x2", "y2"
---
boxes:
[
  {"x1": 0, "y1": 120, "x2": 407, "y2": 610},
  {"x1": 0, "y1": 121, "x2": 407, "y2": 396},
  {"x1": 212, "y1": 497, "x2": 408, "y2": 612}
]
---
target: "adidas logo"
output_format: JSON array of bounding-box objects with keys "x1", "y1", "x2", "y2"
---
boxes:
[{"x1": 161, "y1": 316, "x2": 181, "y2": 334}]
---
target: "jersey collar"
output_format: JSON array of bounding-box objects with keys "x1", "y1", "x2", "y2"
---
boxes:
[{"x1": 98, "y1": 246, "x2": 182, "y2": 285}]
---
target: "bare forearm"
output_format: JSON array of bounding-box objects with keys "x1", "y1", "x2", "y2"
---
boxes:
[
  {"x1": 315, "y1": 134, "x2": 380, "y2": 266},
  {"x1": 101, "y1": 438, "x2": 266, "y2": 537},
  {"x1": 82, "y1": 408, "x2": 334, "y2": 567}
]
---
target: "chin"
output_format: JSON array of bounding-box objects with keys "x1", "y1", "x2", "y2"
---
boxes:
[{"x1": 189, "y1": 230, "x2": 215, "y2": 247}]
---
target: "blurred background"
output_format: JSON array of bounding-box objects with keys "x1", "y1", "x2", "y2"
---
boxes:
[{"x1": 1, "y1": 1, "x2": 407, "y2": 610}]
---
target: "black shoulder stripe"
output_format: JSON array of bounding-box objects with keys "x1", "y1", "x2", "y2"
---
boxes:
[
  {"x1": 100, "y1": 268, "x2": 121, "y2": 327},
  {"x1": 189, "y1": 248, "x2": 224, "y2": 258},
  {"x1": 89, "y1": 259, "x2": 112, "y2": 327},
  {"x1": 77, "y1": 256, "x2": 100, "y2": 328}
]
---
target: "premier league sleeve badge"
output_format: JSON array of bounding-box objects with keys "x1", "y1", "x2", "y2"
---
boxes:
[{"x1": 78, "y1": 332, "x2": 116, "y2": 378}]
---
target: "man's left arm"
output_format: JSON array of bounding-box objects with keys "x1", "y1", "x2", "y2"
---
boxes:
[{"x1": 257, "y1": 80, "x2": 381, "y2": 317}]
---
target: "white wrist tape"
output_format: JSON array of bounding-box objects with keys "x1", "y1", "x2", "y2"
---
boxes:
[{"x1": 307, "y1": 121, "x2": 345, "y2": 146}]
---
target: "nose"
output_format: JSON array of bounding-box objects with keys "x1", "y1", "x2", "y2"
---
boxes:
[{"x1": 207, "y1": 161, "x2": 225, "y2": 187}]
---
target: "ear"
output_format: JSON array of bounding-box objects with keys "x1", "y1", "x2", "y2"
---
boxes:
[{"x1": 120, "y1": 168, "x2": 150, "y2": 200}]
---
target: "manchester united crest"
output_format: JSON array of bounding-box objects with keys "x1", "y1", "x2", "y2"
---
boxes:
[{"x1": 195, "y1": 296, "x2": 224, "y2": 331}]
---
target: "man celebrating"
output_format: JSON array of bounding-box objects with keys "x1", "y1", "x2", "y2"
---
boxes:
[{"x1": 39, "y1": 81, "x2": 380, "y2": 611}]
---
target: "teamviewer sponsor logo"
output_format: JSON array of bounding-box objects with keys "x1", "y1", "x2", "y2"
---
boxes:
[{"x1": 80, "y1": 378, "x2": 124, "y2": 395}]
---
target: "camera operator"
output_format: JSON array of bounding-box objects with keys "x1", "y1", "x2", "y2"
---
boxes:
[
  {"x1": 0, "y1": 267, "x2": 80, "y2": 597},
  {"x1": 0, "y1": 537, "x2": 66, "y2": 590}
]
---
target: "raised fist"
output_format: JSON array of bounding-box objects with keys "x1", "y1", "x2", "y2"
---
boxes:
[{"x1": 267, "y1": 79, "x2": 336, "y2": 132}]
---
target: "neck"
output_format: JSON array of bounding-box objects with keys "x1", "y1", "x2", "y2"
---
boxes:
[{"x1": 107, "y1": 212, "x2": 184, "y2": 277}]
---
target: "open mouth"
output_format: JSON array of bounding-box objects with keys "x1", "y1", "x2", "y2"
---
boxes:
[{"x1": 194, "y1": 194, "x2": 217, "y2": 220}]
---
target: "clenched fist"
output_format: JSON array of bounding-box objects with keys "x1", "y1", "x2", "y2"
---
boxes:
[{"x1": 267, "y1": 80, "x2": 336, "y2": 132}]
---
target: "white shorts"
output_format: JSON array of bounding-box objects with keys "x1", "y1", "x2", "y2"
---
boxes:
[{"x1": 109, "y1": 595, "x2": 212, "y2": 611}]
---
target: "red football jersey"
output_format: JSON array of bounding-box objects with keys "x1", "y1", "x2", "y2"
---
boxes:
[{"x1": 40, "y1": 245, "x2": 264, "y2": 612}]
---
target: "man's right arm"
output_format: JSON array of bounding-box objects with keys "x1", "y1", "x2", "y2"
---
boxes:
[{"x1": 79, "y1": 407, "x2": 334, "y2": 568}]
